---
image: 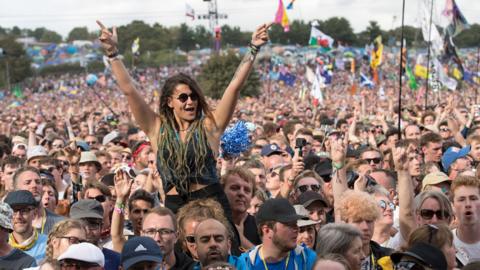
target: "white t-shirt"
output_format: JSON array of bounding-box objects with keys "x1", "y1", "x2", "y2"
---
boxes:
[{"x1": 452, "y1": 229, "x2": 480, "y2": 265}]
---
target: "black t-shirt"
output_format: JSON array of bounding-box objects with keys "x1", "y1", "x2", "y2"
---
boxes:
[
  {"x1": 244, "y1": 214, "x2": 261, "y2": 245},
  {"x1": 172, "y1": 249, "x2": 195, "y2": 270},
  {"x1": 0, "y1": 248, "x2": 36, "y2": 270}
]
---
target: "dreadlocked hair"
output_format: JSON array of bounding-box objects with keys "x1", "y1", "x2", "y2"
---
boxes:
[
  {"x1": 46, "y1": 219, "x2": 86, "y2": 260},
  {"x1": 157, "y1": 73, "x2": 215, "y2": 194}
]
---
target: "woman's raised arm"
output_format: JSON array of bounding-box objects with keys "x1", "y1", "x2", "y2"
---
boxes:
[
  {"x1": 97, "y1": 20, "x2": 159, "y2": 137},
  {"x1": 212, "y1": 23, "x2": 273, "y2": 134}
]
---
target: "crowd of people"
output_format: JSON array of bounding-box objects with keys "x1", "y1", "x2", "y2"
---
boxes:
[{"x1": 0, "y1": 20, "x2": 479, "y2": 270}]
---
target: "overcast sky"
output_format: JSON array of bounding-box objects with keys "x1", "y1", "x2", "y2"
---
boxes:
[{"x1": 1, "y1": 0, "x2": 478, "y2": 38}]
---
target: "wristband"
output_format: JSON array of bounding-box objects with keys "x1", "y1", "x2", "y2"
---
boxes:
[
  {"x1": 114, "y1": 206, "x2": 124, "y2": 214},
  {"x1": 115, "y1": 202, "x2": 125, "y2": 209},
  {"x1": 107, "y1": 51, "x2": 119, "y2": 58},
  {"x1": 332, "y1": 161, "x2": 345, "y2": 170}
]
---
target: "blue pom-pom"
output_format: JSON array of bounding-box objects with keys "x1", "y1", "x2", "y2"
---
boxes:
[{"x1": 221, "y1": 121, "x2": 251, "y2": 157}]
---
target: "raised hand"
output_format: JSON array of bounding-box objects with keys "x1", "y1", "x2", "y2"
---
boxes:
[
  {"x1": 251, "y1": 23, "x2": 273, "y2": 48},
  {"x1": 96, "y1": 20, "x2": 118, "y2": 56},
  {"x1": 114, "y1": 170, "x2": 133, "y2": 202}
]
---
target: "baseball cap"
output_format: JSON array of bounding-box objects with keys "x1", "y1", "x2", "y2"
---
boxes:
[
  {"x1": 0, "y1": 202, "x2": 13, "y2": 232},
  {"x1": 390, "y1": 242, "x2": 447, "y2": 270},
  {"x1": 76, "y1": 141, "x2": 91, "y2": 152},
  {"x1": 293, "y1": 205, "x2": 320, "y2": 227},
  {"x1": 441, "y1": 146, "x2": 471, "y2": 172},
  {"x1": 256, "y1": 198, "x2": 308, "y2": 224},
  {"x1": 70, "y1": 200, "x2": 104, "y2": 220},
  {"x1": 121, "y1": 236, "x2": 163, "y2": 269},
  {"x1": 4, "y1": 190, "x2": 38, "y2": 208},
  {"x1": 58, "y1": 242, "x2": 105, "y2": 267},
  {"x1": 422, "y1": 172, "x2": 451, "y2": 191},
  {"x1": 261, "y1": 144, "x2": 283, "y2": 157},
  {"x1": 297, "y1": 191, "x2": 329, "y2": 208},
  {"x1": 27, "y1": 145, "x2": 48, "y2": 162}
]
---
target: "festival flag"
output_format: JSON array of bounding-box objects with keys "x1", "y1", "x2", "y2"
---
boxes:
[
  {"x1": 311, "y1": 65, "x2": 324, "y2": 106},
  {"x1": 131, "y1": 37, "x2": 140, "y2": 55},
  {"x1": 370, "y1": 36, "x2": 383, "y2": 70},
  {"x1": 360, "y1": 73, "x2": 374, "y2": 88},
  {"x1": 421, "y1": 4, "x2": 443, "y2": 56},
  {"x1": 442, "y1": 34, "x2": 464, "y2": 76},
  {"x1": 414, "y1": 64, "x2": 428, "y2": 79},
  {"x1": 406, "y1": 65, "x2": 418, "y2": 90},
  {"x1": 274, "y1": 0, "x2": 290, "y2": 32},
  {"x1": 433, "y1": 58, "x2": 457, "y2": 90},
  {"x1": 442, "y1": 0, "x2": 469, "y2": 37},
  {"x1": 185, "y1": 3, "x2": 195, "y2": 20},
  {"x1": 286, "y1": 0, "x2": 295, "y2": 9},
  {"x1": 12, "y1": 84, "x2": 23, "y2": 99},
  {"x1": 308, "y1": 26, "x2": 334, "y2": 48}
]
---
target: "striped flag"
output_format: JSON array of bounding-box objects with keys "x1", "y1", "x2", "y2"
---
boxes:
[
  {"x1": 274, "y1": 0, "x2": 290, "y2": 32},
  {"x1": 185, "y1": 3, "x2": 195, "y2": 20}
]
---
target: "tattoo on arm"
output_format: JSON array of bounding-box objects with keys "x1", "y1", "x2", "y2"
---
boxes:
[{"x1": 232, "y1": 50, "x2": 256, "y2": 81}]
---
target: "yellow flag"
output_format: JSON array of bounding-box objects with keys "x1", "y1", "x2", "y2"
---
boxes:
[
  {"x1": 414, "y1": 64, "x2": 428, "y2": 79},
  {"x1": 370, "y1": 36, "x2": 383, "y2": 69},
  {"x1": 452, "y1": 68, "x2": 462, "y2": 80}
]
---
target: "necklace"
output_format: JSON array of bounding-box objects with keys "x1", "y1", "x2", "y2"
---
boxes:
[{"x1": 259, "y1": 246, "x2": 290, "y2": 270}]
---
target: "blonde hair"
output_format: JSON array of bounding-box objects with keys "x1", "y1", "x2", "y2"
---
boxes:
[
  {"x1": 46, "y1": 219, "x2": 86, "y2": 259},
  {"x1": 451, "y1": 175, "x2": 480, "y2": 201},
  {"x1": 337, "y1": 190, "x2": 380, "y2": 222},
  {"x1": 221, "y1": 167, "x2": 256, "y2": 197}
]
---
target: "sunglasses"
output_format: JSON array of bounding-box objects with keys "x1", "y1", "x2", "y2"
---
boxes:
[
  {"x1": 86, "y1": 140, "x2": 98, "y2": 145},
  {"x1": 439, "y1": 128, "x2": 450, "y2": 132},
  {"x1": 177, "y1": 93, "x2": 198, "y2": 103},
  {"x1": 86, "y1": 195, "x2": 106, "y2": 203},
  {"x1": 57, "y1": 236, "x2": 87, "y2": 245},
  {"x1": 297, "y1": 184, "x2": 321, "y2": 193},
  {"x1": 378, "y1": 200, "x2": 395, "y2": 211},
  {"x1": 394, "y1": 261, "x2": 426, "y2": 270},
  {"x1": 185, "y1": 235, "x2": 196, "y2": 244},
  {"x1": 363, "y1": 157, "x2": 382, "y2": 164},
  {"x1": 419, "y1": 209, "x2": 450, "y2": 220}
]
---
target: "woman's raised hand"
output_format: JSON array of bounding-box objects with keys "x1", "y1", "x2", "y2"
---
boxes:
[
  {"x1": 96, "y1": 20, "x2": 118, "y2": 56},
  {"x1": 251, "y1": 23, "x2": 273, "y2": 47}
]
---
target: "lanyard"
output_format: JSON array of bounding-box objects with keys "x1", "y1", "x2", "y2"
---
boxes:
[
  {"x1": 260, "y1": 246, "x2": 290, "y2": 270},
  {"x1": 40, "y1": 208, "x2": 46, "y2": 234},
  {"x1": 370, "y1": 252, "x2": 376, "y2": 270}
]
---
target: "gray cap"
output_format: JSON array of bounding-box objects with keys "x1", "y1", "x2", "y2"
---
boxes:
[
  {"x1": 70, "y1": 200, "x2": 104, "y2": 220},
  {"x1": 0, "y1": 202, "x2": 13, "y2": 232},
  {"x1": 4, "y1": 190, "x2": 38, "y2": 208},
  {"x1": 294, "y1": 205, "x2": 321, "y2": 227}
]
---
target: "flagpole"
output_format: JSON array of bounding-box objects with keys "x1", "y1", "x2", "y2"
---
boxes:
[
  {"x1": 424, "y1": 0, "x2": 434, "y2": 110},
  {"x1": 398, "y1": 0, "x2": 406, "y2": 138}
]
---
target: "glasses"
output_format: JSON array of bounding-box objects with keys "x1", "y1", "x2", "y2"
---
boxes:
[
  {"x1": 419, "y1": 209, "x2": 450, "y2": 220},
  {"x1": 185, "y1": 235, "x2": 196, "y2": 243},
  {"x1": 59, "y1": 260, "x2": 101, "y2": 270},
  {"x1": 12, "y1": 207, "x2": 34, "y2": 215},
  {"x1": 86, "y1": 195, "x2": 106, "y2": 203},
  {"x1": 378, "y1": 200, "x2": 395, "y2": 211},
  {"x1": 52, "y1": 144, "x2": 64, "y2": 148},
  {"x1": 86, "y1": 140, "x2": 98, "y2": 145},
  {"x1": 57, "y1": 236, "x2": 87, "y2": 245},
  {"x1": 363, "y1": 157, "x2": 382, "y2": 164},
  {"x1": 297, "y1": 184, "x2": 321, "y2": 193},
  {"x1": 394, "y1": 261, "x2": 426, "y2": 270},
  {"x1": 122, "y1": 154, "x2": 132, "y2": 160},
  {"x1": 439, "y1": 128, "x2": 450, "y2": 132},
  {"x1": 142, "y1": 228, "x2": 175, "y2": 237},
  {"x1": 176, "y1": 93, "x2": 198, "y2": 103},
  {"x1": 132, "y1": 208, "x2": 149, "y2": 215}
]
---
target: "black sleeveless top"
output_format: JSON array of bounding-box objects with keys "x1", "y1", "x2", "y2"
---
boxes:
[{"x1": 156, "y1": 126, "x2": 218, "y2": 196}]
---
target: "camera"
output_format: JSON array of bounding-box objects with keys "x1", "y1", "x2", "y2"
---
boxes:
[
  {"x1": 115, "y1": 165, "x2": 137, "y2": 179},
  {"x1": 346, "y1": 171, "x2": 377, "y2": 189}
]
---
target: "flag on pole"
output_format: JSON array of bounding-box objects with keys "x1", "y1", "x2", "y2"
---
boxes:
[
  {"x1": 308, "y1": 26, "x2": 334, "y2": 48},
  {"x1": 274, "y1": 0, "x2": 290, "y2": 32},
  {"x1": 370, "y1": 36, "x2": 383, "y2": 70},
  {"x1": 414, "y1": 64, "x2": 428, "y2": 79},
  {"x1": 12, "y1": 84, "x2": 23, "y2": 99},
  {"x1": 442, "y1": 0, "x2": 469, "y2": 37},
  {"x1": 421, "y1": 3, "x2": 443, "y2": 56},
  {"x1": 131, "y1": 37, "x2": 140, "y2": 55},
  {"x1": 406, "y1": 65, "x2": 418, "y2": 90},
  {"x1": 185, "y1": 3, "x2": 195, "y2": 20},
  {"x1": 286, "y1": 0, "x2": 295, "y2": 9}
]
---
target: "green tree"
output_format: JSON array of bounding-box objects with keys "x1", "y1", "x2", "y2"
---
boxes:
[
  {"x1": 454, "y1": 23, "x2": 480, "y2": 47},
  {"x1": 175, "y1": 23, "x2": 195, "y2": 51},
  {"x1": 221, "y1": 25, "x2": 251, "y2": 47},
  {"x1": 198, "y1": 51, "x2": 260, "y2": 99},
  {"x1": 193, "y1": 25, "x2": 212, "y2": 49},
  {"x1": 269, "y1": 20, "x2": 310, "y2": 45},
  {"x1": 387, "y1": 25, "x2": 422, "y2": 47},
  {"x1": 40, "y1": 30, "x2": 62, "y2": 43},
  {"x1": 0, "y1": 37, "x2": 32, "y2": 88},
  {"x1": 318, "y1": 17, "x2": 357, "y2": 45},
  {"x1": 67, "y1": 27, "x2": 90, "y2": 42}
]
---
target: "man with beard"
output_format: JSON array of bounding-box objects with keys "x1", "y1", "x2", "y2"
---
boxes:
[
  {"x1": 193, "y1": 218, "x2": 242, "y2": 268},
  {"x1": 141, "y1": 207, "x2": 194, "y2": 270},
  {"x1": 239, "y1": 198, "x2": 316, "y2": 269},
  {"x1": 4, "y1": 190, "x2": 48, "y2": 264},
  {"x1": 12, "y1": 166, "x2": 64, "y2": 234}
]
